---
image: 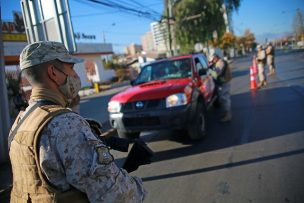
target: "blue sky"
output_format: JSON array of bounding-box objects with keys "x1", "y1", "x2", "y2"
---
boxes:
[
  {"x1": 2, "y1": 0, "x2": 304, "y2": 52},
  {"x1": 232, "y1": 0, "x2": 304, "y2": 41}
]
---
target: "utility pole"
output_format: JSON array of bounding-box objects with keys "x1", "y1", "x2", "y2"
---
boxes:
[
  {"x1": 103, "y1": 31, "x2": 106, "y2": 43},
  {"x1": 103, "y1": 23, "x2": 116, "y2": 44},
  {"x1": 0, "y1": 6, "x2": 11, "y2": 163},
  {"x1": 169, "y1": 0, "x2": 177, "y2": 56},
  {"x1": 222, "y1": 3, "x2": 230, "y2": 33},
  {"x1": 165, "y1": 0, "x2": 173, "y2": 56}
]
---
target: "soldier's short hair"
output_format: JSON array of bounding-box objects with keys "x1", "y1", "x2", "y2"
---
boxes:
[{"x1": 22, "y1": 59, "x2": 62, "y2": 85}]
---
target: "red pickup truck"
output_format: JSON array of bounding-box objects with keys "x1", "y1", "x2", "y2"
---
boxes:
[{"x1": 108, "y1": 54, "x2": 218, "y2": 140}]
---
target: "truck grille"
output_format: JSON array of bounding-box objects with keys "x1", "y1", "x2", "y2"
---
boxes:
[
  {"x1": 121, "y1": 99, "x2": 164, "y2": 112},
  {"x1": 123, "y1": 117, "x2": 160, "y2": 127}
]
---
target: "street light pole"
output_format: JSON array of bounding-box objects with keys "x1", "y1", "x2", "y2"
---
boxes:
[
  {"x1": 165, "y1": 0, "x2": 173, "y2": 56},
  {"x1": 0, "y1": 6, "x2": 11, "y2": 163},
  {"x1": 103, "y1": 31, "x2": 106, "y2": 43},
  {"x1": 103, "y1": 23, "x2": 115, "y2": 43}
]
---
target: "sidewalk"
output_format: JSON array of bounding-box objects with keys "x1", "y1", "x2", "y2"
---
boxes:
[{"x1": 79, "y1": 80, "x2": 130, "y2": 98}]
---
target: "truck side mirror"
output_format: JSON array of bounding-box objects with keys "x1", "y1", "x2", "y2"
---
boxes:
[{"x1": 198, "y1": 69, "x2": 206, "y2": 76}]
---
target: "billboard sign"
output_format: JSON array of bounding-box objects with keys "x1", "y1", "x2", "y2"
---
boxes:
[
  {"x1": 20, "y1": 0, "x2": 76, "y2": 52},
  {"x1": 2, "y1": 11, "x2": 27, "y2": 42}
]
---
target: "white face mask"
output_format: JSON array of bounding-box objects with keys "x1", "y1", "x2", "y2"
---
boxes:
[{"x1": 55, "y1": 67, "x2": 81, "y2": 100}]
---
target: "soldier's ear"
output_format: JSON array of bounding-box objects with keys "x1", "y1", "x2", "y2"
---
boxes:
[{"x1": 47, "y1": 64, "x2": 60, "y2": 84}]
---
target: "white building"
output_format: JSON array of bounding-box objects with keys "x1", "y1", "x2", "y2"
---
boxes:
[
  {"x1": 151, "y1": 21, "x2": 168, "y2": 53},
  {"x1": 2, "y1": 10, "x2": 115, "y2": 89},
  {"x1": 74, "y1": 43, "x2": 115, "y2": 87},
  {"x1": 141, "y1": 32, "x2": 155, "y2": 52},
  {"x1": 124, "y1": 43, "x2": 142, "y2": 56},
  {"x1": 3, "y1": 41, "x2": 115, "y2": 89}
]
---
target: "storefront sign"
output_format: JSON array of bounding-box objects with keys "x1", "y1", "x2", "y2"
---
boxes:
[
  {"x1": 2, "y1": 11, "x2": 27, "y2": 42},
  {"x1": 74, "y1": 32, "x2": 96, "y2": 40}
]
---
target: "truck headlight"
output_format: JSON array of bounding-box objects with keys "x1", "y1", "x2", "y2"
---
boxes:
[
  {"x1": 166, "y1": 93, "x2": 187, "y2": 108},
  {"x1": 108, "y1": 101, "x2": 121, "y2": 113}
]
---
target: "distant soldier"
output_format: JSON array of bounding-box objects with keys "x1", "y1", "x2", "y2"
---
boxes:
[
  {"x1": 256, "y1": 44, "x2": 267, "y2": 88},
  {"x1": 8, "y1": 41, "x2": 146, "y2": 203},
  {"x1": 266, "y1": 42, "x2": 276, "y2": 76}
]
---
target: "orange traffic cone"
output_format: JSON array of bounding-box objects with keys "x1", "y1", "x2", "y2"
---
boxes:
[{"x1": 250, "y1": 66, "x2": 257, "y2": 90}]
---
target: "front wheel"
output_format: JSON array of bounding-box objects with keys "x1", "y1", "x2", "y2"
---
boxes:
[
  {"x1": 187, "y1": 102, "x2": 207, "y2": 140},
  {"x1": 117, "y1": 130, "x2": 140, "y2": 140}
]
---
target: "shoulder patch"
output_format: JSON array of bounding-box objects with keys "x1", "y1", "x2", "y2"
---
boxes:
[{"x1": 96, "y1": 147, "x2": 113, "y2": 165}]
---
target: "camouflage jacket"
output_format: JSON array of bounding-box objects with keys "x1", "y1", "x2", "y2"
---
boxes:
[{"x1": 39, "y1": 112, "x2": 147, "y2": 202}]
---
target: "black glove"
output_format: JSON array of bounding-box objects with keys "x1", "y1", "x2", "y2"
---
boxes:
[
  {"x1": 85, "y1": 118, "x2": 103, "y2": 135},
  {"x1": 122, "y1": 139, "x2": 154, "y2": 173}
]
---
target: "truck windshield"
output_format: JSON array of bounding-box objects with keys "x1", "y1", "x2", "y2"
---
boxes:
[{"x1": 133, "y1": 58, "x2": 192, "y2": 85}]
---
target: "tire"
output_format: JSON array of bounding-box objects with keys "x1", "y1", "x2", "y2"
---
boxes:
[
  {"x1": 187, "y1": 102, "x2": 207, "y2": 140},
  {"x1": 117, "y1": 130, "x2": 140, "y2": 140}
]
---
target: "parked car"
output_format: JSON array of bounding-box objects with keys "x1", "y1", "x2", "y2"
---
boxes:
[{"x1": 108, "y1": 54, "x2": 218, "y2": 140}]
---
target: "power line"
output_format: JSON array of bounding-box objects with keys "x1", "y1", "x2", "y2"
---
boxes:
[
  {"x1": 104, "y1": 0, "x2": 161, "y2": 18},
  {"x1": 72, "y1": 0, "x2": 163, "y2": 20},
  {"x1": 116, "y1": 0, "x2": 145, "y2": 10},
  {"x1": 72, "y1": 10, "x2": 119, "y2": 18},
  {"x1": 71, "y1": 0, "x2": 163, "y2": 48},
  {"x1": 81, "y1": 0, "x2": 161, "y2": 21},
  {"x1": 88, "y1": 0, "x2": 150, "y2": 16},
  {"x1": 72, "y1": 0, "x2": 108, "y2": 11},
  {"x1": 128, "y1": 0, "x2": 162, "y2": 16}
]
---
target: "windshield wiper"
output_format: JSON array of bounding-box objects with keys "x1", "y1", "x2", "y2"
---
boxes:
[
  {"x1": 164, "y1": 77, "x2": 180, "y2": 79},
  {"x1": 134, "y1": 81, "x2": 147, "y2": 85}
]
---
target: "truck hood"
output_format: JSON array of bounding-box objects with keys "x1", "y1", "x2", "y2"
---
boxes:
[{"x1": 111, "y1": 78, "x2": 191, "y2": 103}]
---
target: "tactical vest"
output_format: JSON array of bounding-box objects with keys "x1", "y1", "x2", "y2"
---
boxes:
[
  {"x1": 9, "y1": 105, "x2": 89, "y2": 203},
  {"x1": 257, "y1": 50, "x2": 266, "y2": 64},
  {"x1": 266, "y1": 46, "x2": 275, "y2": 56},
  {"x1": 217, "y1": 60, "x2": 232, "y2": 84}
]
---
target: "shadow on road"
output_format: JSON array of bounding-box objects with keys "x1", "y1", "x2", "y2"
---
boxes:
[
  {"x1": 268, "y1": 76, "x2": 304, "y2": 86},
  {"x1": 231, "y1": 69, "x2": 249, "y2": 78},
  {"x1": 142, "y1": 147, "x2": 304, "y2": 182}
]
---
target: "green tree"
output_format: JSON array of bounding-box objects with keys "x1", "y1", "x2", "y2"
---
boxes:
[
  {"x1": 103, "y1": 55, "x2": 125, "y2": 70},
  {"x1": 234, "y1": 29, "x2": 255, "y2": 53},
  {"x1": 173, "y1": 0, "x2": 241, "y2": 53},
  {"x1": 235, "y1": 35, "x2": 245, "y2": 54},
  {"x1": 243, "y1": 29, "x2": 255, "y2": 51},
  {"x1": 102, "y1": 55, "x2": 130, "y2": 82},
  {"x1": 220, "y1": 32, "x2": 235, "y2": 49}
]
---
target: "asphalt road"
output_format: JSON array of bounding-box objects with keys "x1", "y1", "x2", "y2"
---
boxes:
[{"x1": 80, "y1": 49, "x2": 304, "y2": 203}]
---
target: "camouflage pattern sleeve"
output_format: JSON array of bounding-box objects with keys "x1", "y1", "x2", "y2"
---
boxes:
[{"x1": 39, "y1": 112, "x2": 147, "y2": 202}]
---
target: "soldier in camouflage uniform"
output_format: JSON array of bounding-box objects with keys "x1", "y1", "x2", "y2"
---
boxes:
[
  {"x1": 266, "y1": 42, "x2": 276, "y2": 76},
  {"x1": 9, "y1": 41, "x2": 146, "y2": 202},
  {"x1": 208, "y1": 49, "x2": 232, "y2": 122},
  {"x1": 256, "y1": 44, "x2": 267, "y2": 88}
]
